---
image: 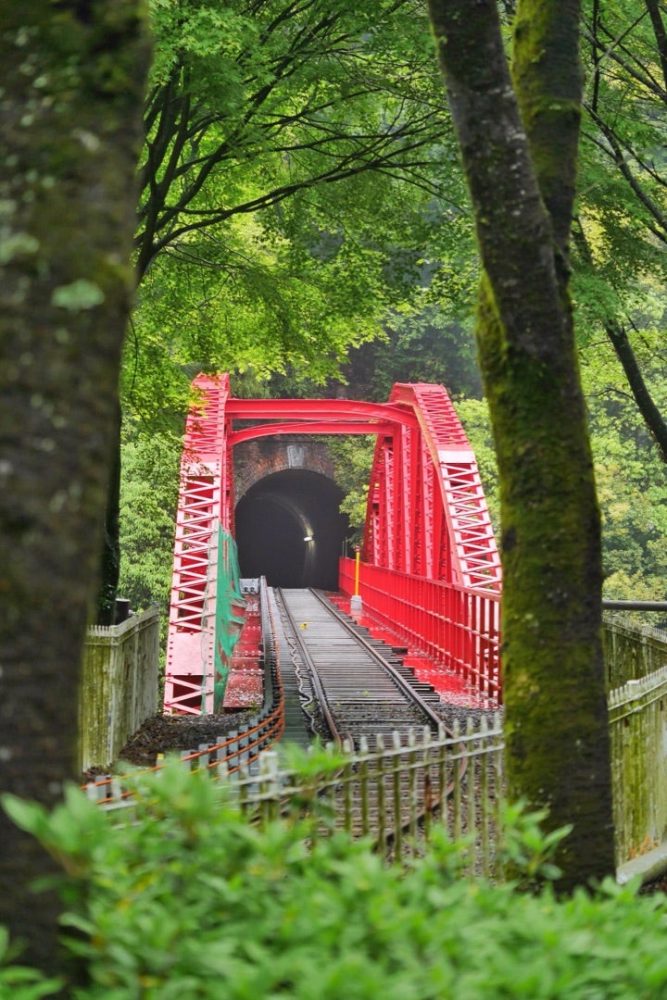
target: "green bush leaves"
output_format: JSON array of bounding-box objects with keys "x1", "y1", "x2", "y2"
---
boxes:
[{"x1": 3, "y1": 761, "x2": 667, "y2": 997}]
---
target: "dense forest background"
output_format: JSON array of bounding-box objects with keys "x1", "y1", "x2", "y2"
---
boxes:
[
  {"x1": 119, "y1": 0, "x2": 666, "y2": 623},
  {"x1": 3, "y1": 0, "x2": 666, "y2": 968}
]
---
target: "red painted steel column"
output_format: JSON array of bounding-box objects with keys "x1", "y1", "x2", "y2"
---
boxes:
[{"x1": 165, "y1": 375, "x2": 229, "y2": 715}]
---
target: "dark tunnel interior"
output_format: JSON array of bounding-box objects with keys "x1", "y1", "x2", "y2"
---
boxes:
[{"x1": 235, "y1": 469, "x2": 350, "y2": 589}]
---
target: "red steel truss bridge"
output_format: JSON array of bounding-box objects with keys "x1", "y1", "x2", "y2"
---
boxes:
[{"x1": 165, "y1": 373, "x2": 502, "y2": 717}]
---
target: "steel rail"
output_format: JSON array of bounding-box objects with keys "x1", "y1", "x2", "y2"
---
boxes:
[
  {"x1": 275, "y1": 588, "x2": 344, "y2": 745},
  {"x1": 276, "y1": 588, "x2": 443, "y2": 747},
  {"x1": 229, "y1": 421, "x2": 397, "y2": 447},
  {"x1": 83, "y1": 585, "x2": 468, "y2": 820},
  {"x1": 308, "y1": 588, "x2": 444, "y2": 734},
  {"x1": 274, "y1": 587, "x2": 466, "y2": 847}
]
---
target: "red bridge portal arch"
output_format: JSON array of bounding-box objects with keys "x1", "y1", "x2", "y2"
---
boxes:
[{"x1": 165, "y1": 374, "x2": 501, "y2": 715}]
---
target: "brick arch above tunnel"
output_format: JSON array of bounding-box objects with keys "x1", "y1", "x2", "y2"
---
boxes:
[{"x1": 233, "y1": 436, "x2": 337, "y2": 501}]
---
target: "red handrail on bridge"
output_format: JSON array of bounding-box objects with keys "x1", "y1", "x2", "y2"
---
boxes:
[{"x1": 339, "y1": 558, "x2": 501, "y2": 704}]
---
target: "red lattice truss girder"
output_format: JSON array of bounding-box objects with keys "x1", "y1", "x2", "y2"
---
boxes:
[
  {"x1": 166, "y1": 375, "x2": 500, "y2": 714},
  {"x1": 165, "y1": 375, "x2": 232, "y2": 714},
  {"x1": 363, "y1": 383, "x2": 501, "y2": 593}
]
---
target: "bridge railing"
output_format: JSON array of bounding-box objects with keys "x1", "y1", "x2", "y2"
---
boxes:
[
  {"x1": 80, "y1": 608, "x2": 160, "y2": 771},
  {"x1": 339, "y1": 558, "x2": 501, "y2": 704},
  {"x1": 84, "y1": 716, "x2": 505, "y2": 877},
  {"x1": 83, "y1": 578, "x2": 284, "y2": 803},
  {"x1": 603, "y1": 620, "x2": 667, "y2": 877}
]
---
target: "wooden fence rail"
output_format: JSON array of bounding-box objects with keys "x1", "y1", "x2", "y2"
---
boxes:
[
  {"x1": 610, "y1": 664, "x2": 667, "y2": 867},
  {"x1": 85, "y1": 714, "x2": 505, "y2": 875},
  {"x1": 80, "y1": 608, "x2": 160, "y2": 771},
  {"x1": 81, "y1": 606, "x2": 667, "y2": 883}
]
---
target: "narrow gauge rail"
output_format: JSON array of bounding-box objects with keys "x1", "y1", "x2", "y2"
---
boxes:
[{"x1": 276, "y1": 588, "x2": 443, "y2": 749}]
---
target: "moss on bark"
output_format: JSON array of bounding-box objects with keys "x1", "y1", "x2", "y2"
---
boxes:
[
  {"x1": 429, "y1": 0, "x2": 615, "y2": 889},
  {"x1": 0, "y1": 0, "x2": 149, "y2": 969},
  {"x1": 512, "y1": 0, "x2": 582, "y2": 256}
]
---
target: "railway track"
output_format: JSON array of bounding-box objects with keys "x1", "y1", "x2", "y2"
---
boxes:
[
  {"x1": 84, "y1": 584, "x2": 478, "y2": 854},
  {"x1": 275, "y1": 588, "x2": 444, "y2": 750},
  {"x1": 272, "y1": 588, "x2": 476, "y2": 851}
]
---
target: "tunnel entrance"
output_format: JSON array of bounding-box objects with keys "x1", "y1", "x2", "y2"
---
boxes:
[{"x1": 235, "y1": 469, "x2": 349, "y2": 589}]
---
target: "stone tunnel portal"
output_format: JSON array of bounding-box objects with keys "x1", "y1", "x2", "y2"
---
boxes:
[{"x1": 235, "y1": 469, "x2": 350, "y2": 589}]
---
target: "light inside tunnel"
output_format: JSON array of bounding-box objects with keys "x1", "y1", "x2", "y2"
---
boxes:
[{"x1": 235, "y1": 469, "x2": 350, "y2": 589}]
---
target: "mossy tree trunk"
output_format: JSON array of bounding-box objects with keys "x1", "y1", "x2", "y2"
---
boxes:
[
  {"x1": 0, "y1": 0, "x2": 149, "y2": 968},
  {"x1": 427, "y1": 0, "x2": 615, "y2": 888}
]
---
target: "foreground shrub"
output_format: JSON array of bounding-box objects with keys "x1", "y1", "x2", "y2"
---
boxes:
[{"x1": 3, "y1": 759, "x2": 667, "y2": 998}]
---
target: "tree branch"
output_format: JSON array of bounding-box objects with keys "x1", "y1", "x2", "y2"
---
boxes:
[
  {"x1": 605, "y1": 321, "x2": 667, "y2": 461},
  {"x1": 586, "y1": 106, "x2": 667, "y2": 240},
  {"x1": 644, "y1": 0, "x2": 667, "y2": 90}
]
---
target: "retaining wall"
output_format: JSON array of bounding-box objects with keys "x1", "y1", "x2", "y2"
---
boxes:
[{"x1": 79, "y1": 608, "x2": 160, "y2": 771}]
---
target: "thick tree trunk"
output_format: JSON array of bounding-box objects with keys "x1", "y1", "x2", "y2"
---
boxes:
[
  {"x1": 97, "y1": 205, "x2": 151, "y2": 625},
  {"x1": 428, "y1": 0, "x2": 615, "y2": 888},
  {"x1": 0, "y1": 0, "x2": 149, "y2": 970}
]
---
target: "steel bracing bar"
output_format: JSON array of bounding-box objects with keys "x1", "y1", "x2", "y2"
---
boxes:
[
  {"x1": 165, "y1": 374, "x2": 232, "y2": 715},
  {"x1": 406, "y1": 384, "x2": 499, "y2": 589},
  {"x1": 229, "y1": 421, "x2": 396, "y2": 447},
  {"x1": 226, "y1": 397, "x2": 419, "y2": 430}
]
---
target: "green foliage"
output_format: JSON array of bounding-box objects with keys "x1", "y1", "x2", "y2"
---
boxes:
[
  {"x1": 128, "y1": 210, "x2": 393, "y2": 420},
  {"x1": 0, "y1": 927, "x2": 61, "y2": 999},
  {"x1": 327, "y1": 437, "x2": 376, "y2": 537},
  {"x1": 455, "y1": 389, "x2": 666, "y2": 605},
  {"x1": 579, "y1": 326, "x2": 667, "y2": 603},
  {"x1": 500, "y1": 801, "x2": 572, "y2": 888},
  {"x1": 118, "y1": 426, "x2": 181, "y2": 613},
  {"x1": 124, "y1": 0, "x2": 468, "y2": 420},
  {"x1": 4, "y1": 764, "x2": 667, "y2": 997},
  {"x1": 275, "y1": 740, "x2": 347, "y2": 782},
  {"x1": 51, "y1": 279, "x2": 105, "y2": 311},
  {"x1": 576, "y1": 0, "x2": 667, "y2": 318},
  {"x1": 345, "y1": 305, "x2": 481, "y2": 403},
  {"x1": 140, "y1": 0, "x2": 455, "y2": 272},
  {"x1": 118, "y1": 0, "x2": 667, "y2": 623}
]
